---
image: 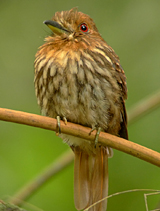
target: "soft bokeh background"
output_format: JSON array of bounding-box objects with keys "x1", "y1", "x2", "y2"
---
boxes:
[{"x1": 1, "y1": 0, "x2": 160, "y2": 210}]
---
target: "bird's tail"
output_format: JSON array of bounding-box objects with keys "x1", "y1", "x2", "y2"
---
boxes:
[{"x1": 73, "y1": 146, "x2": 109, "y2": 211}]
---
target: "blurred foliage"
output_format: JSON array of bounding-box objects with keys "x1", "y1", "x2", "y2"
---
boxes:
[
  {"x1": 0, "y1": 201, "x2": 27, "y2": 211},
  {"x1": 0, "y1": 0, "x2": 160, "y2": 211}
]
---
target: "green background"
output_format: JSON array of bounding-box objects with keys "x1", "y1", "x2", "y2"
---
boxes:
[{"x1": 1, "y1": 0, "x2": 160, "y2": 210}]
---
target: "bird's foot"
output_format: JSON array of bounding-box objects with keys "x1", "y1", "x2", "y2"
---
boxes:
[
  {"x1": 63, "y1": 117, "x2": 67, "y2": 125},
  {"x1": 56, "y1": 116, "x2": 67, "y2": 136},
  {"x1": 56, "y1": 116, "x2": 61, "y2": 135},
  {"x1": 89, "y1": 126, "x2": 101, "y2": 148}
]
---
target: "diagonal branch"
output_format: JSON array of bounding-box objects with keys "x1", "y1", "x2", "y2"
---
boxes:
[
  {"x1": 128, "y1": 89, "x2": 160, "y2": 125},
  {"x1": 0, "y1": 107, "x2": 160, "y2": 167},
  {"x1": 9, "y1": 149, "x2": 74, "y2": 205}
]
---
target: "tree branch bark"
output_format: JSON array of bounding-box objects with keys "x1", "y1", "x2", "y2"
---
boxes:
[{"x1": 0, "y1": 107, "x2": 160, "y2": 167}]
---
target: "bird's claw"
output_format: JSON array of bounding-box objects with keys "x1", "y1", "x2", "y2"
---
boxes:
[
  {"x1": 56, "y1": 116, "x2": 67, "y2": 136},
  {"x1": 63, "y1": 117, "x2": 67, "y2": 125},
  {"x1": 56, "y1": 116, "x2": 61, "y2": 136},
  {"x1": 89, "y1": 126, "x2": 101, "y2": 148}
]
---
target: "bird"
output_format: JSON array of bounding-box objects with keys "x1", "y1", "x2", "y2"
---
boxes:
[{"x1": 34, "y1": 8, "x2": 128, "y2": 211}]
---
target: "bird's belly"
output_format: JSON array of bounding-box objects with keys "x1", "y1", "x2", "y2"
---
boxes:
[
  {"x1": 39, "y1": 68, "x2": 121, "y2": 140},
  {"x1": 42, "y1": 81, "x2": 114, "y2": 131}
]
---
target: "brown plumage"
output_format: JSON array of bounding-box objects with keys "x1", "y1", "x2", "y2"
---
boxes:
[{"x1": 34, "y1": 8, "x2": 128, "y2": 211}]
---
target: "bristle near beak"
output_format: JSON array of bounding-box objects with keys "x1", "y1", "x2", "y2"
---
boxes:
[{"x1": 43, "y1": 20, "x2": 69, "y2": 35}]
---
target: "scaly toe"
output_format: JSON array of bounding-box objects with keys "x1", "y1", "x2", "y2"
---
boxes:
[
  {"x1": 94, "y1": 127, "x2": 101, "y2": 148},
  {"x1": 89, "y1": 126, "x2": 96, "y2": 135},
  {"x1": 63, "y1": 117, "x2": 67, "y2": 125},
  {"x1": 56, "y1": 116, "x2": 68, "y2": 135},
  {"x1": 89, "y1": 126, "x2": 101, "y2": 148},
  {"x1": 56, "y1": 116, "x2": 61, "y2": 136}
]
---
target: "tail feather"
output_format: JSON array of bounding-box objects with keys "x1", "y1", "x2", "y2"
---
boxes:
[
  {"x1": 74, "y1": 149, "x2": 90, "y2": 210},
  {"x1": 73, "y1": 146, "x2": 108, "y2": 211}
]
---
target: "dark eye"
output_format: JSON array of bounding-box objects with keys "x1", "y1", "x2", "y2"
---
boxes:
[{"x1": 80, "y1": 23, "x2": 88, "y2": 33}]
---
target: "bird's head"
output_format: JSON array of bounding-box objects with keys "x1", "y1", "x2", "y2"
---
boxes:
[{"x1": 43, "y1": 8, "x2": 101, "y2": 43}]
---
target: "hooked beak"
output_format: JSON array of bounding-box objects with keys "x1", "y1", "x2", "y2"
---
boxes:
[{"x1": 43, "y1": 20, "x2": 69, "y2": 35}]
